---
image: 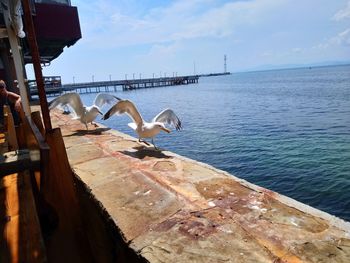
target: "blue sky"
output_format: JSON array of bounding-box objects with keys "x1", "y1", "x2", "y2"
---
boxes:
[{"x1": 27, "y1": 0, "x2": 350, "y2": 83}]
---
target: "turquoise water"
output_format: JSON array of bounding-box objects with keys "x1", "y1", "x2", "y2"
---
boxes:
[{"x1": 79, "y1": 65, "x2": 350, "y2": 221}]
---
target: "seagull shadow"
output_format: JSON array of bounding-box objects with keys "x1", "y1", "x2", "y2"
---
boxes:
[
  {"x1": 121, "y1": 145, "x2": 171, "y2": 160},
  {"x1": 63, "y1": 127, "x2": 111, "y2": 137}
]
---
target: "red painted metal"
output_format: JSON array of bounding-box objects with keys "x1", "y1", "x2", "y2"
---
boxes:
[
  {"x1": 33, "y1": 3, "x2": 81, "y2": 42},
  {"x1": 22, "y1": 2, "x2": 82, "y2": 63}
]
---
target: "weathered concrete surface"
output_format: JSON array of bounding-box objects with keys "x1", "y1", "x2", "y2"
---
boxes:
[{"x1": 48, "y1": 108, "x2": 350, "y2": 263}]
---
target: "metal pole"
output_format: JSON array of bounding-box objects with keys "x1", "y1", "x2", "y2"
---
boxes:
[{"x1": 22, "y1": 0, "x2": 52, "y2": 131}]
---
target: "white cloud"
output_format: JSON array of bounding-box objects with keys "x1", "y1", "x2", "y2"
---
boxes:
[
  {"x1": 151, "y1": 0, "x2": 286, "y2": 41},
  {"x1": 79, "y1": 0, "x2": 287, "y2": 49},
  {"x1": 332, "y1": 1, "x2": 350, "y2": 21},
  {"x1": 332, "y1": 28, "x2": 350, "y2": 45},
  {"x1": 292, "y1": 47, "x2": 303, "y2": 53},
  {"x1": 315, "y1": 28, "x2": 350, "y2": 49},
  {"x1": 147, "y1": 42, "x2": 182, "y2": 57},
  {"x1": 261, "y1": 51, "x2": 273, "y2": 57},
  {"x1": 110, "y1": 12, "x2": 153, "y2": 31}
]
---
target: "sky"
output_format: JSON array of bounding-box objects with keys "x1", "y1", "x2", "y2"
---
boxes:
[{"x1": 26, "y1": 0, "x2": 350, "y2": 84}]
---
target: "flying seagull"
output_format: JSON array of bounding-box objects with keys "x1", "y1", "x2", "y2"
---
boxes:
[
  {"x1": 49, "y1": 92, "x2": 120, "y2": 130},
  {"x1": 102, "y1": 99, "x2": 182, "y2": 148}
]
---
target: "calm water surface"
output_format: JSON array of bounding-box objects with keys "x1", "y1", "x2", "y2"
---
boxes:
[{"x1": 79, "y1": 65, "x2": 350, "y2": 221}]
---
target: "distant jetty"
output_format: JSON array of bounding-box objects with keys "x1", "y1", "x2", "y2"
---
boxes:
[
  {"x1": 28, "y1": 72, "x2": 230, "y2": 99},
  {"x1": 199, "y1": 72, "x2": 231, "y2": 77}
]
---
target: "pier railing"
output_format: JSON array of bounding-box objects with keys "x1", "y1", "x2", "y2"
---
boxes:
[{"x1": 28, "y1": 75, "x2": 199, "y2": 99}]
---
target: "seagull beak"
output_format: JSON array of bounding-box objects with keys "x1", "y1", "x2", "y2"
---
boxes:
[
  {"x1": 98, "y1": 110, "x2": 103, "y2": 115},
  {"x1": 161, "y1": 127, "x2": 171, "y2": 133}
]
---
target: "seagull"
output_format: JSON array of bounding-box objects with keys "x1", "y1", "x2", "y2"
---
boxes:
[
  {"x1": 49, "y1": 92, "x2": 120, "y2": 130},
  {"x1": 102, "y1": 99, "x2": 182, "y2": 149}
]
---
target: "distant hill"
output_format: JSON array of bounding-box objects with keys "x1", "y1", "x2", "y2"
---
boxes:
[{"x1": 239, "y1": 61, "x2": 350, "y2": 73}]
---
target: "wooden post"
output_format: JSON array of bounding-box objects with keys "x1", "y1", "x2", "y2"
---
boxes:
[
  {"x1": 31, "y1": 111, "x2": 45, "y2": 137},
  {"x1": 0, "y1": 171, "x2": 47, "y2": 263},
  {"x1": 2, "y1": 3, "x2": 31, "y2": 116},
  {"x1": 3, "y1": 105, "x2": 18, "y2": 150},
  {"x1": 43, "y1": 128, "x2": 92, "y2": 262},
  {"x1": 21, "y1": 0, "x2": 52, "y2": 132}
]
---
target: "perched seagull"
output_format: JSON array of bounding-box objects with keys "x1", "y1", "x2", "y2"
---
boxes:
[
  {"x1": 102, "y1": 99, "x2": 182, "y2": 148},
  {"x1": 49, "y1": 92, "x2": 120, "y2": 130}
]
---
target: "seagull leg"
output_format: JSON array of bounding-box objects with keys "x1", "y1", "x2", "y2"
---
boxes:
[
  {"x1": 85, "y1": 122, "x2": 89, "y2": 130},
  {"x1": 138, "y1": 138, "x2": 150, "y2": 146},
  {"x1": 151, "y1": 138, "x2": 159, "y2": 150}
]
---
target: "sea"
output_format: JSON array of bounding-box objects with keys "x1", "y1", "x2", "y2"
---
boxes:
[{"x1": 78, "y1": 64, "x2": 350, "y2": 222}]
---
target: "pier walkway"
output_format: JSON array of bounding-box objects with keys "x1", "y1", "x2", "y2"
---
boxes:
[
  {"x1": 29, "y1": 75, "x2": 199, "y2": 98},
  {"x1": 46, "y1": 107, "x2": 350, "y2": 262}
]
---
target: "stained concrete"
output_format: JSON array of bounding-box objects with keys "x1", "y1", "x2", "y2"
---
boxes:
[{"x1": 48, "y1": 108, "x2": 350, "y2": 263}]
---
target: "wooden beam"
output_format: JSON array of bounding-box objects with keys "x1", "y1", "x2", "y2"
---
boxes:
[
  {"x1": 2, "y1": 1, "x2": 31, "y2": 116},
  {"x1": 43, "y1": 128, "x2": 92, "y2": 262},
  {"x1": 0, "y1": 171, "x2": 47, "y2": 263},
  {"x1": 31, "y1": 111, "x2": 45, "y2": 137},
  {"x1": 0, "y1": 149, "x2": 40, "y2": 177},
  {"x1": 3, "y1": 106, "x2": 18, "y2": 151},
  {"x1": 26, "y1": 114, "x2": 50, "y2": 189},
  {"x1": 21, "y1": 0, "x2": 52, "y2": 131}
]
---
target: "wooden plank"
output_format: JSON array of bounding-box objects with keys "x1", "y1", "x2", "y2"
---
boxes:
[
  {"x1": 31, "y1": 111, "x2": 45, "y2": 137},
  {"x1": 43, "y1": 128, "x2": 93, "y2": 263},
  {"x1": 3, "y1": 106, "x2": 18, "y2": 151},
  {"x1": 0, "y1": 171, "x2": 47, "y2": 263},
  {"x1": 0, "y1": 150, "x2": 40, "y2": 177},
  {"x1": 20, "y1": 172, "x2": 47, "y2": 263},
  {"x1": 0, "y1": 132, "x2": 8, "y2": 155},
  {"x1": 26, "y1": 116, "x2": 49, "y2": 152},
  {"x1": 26, "y1": 115, "x2": 50, "y2": 190}
]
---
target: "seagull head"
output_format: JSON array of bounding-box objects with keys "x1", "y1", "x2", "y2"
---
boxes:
[
  {"x1": 155, "y1": 122, "x2": 170, "y2": 133},
  {"x1": 89, "y1": 105, "x2": 103, "y2": 115}
]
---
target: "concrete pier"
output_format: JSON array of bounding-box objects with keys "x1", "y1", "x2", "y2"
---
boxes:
[{"x1": 48, "y1": 108, "x2": 350, "y2": 262}]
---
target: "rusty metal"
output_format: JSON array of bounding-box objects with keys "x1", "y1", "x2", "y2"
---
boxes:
[{"x1": 21, "y1": 0, "x2": 52, "y2": 131}]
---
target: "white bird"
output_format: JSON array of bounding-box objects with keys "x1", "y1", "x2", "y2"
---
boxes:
[
  {"x1": 102, "y1": 99, "x2": 182, "y2": 148},
  {"x1": 49, "y1": 92, "x2": 120, "y2": 130}
]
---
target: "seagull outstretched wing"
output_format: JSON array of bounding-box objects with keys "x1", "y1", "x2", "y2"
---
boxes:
[
  {"x1": 48, "y1": 92, "x2": 84, "y2": 118},
  {"x1": 93, "y1": 93, "x2": 121, "y2": 109},
  {"x1": 152, "y1": 109, "x2": 182, "y2": 131},
  {"x1": 102, "y1": 99, "x2": 143, "y2": 126}
]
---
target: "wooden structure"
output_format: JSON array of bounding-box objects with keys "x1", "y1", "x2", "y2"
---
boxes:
[
  {"x1": 28, "y1": 76, "x2": 62, "y2": 98},
  {"x1": 0, "y1": 1, "x2": 93, "y2": 262},
  {"x1": 1, "y1": 105, "x2": 94, "y2": 262},
  {"x1": 67, "y1": 76, "x2": 199, "y2": 92},
  {"x1": 28, "y1": 75, "x2": 200, "y2": 98},
  {"x1": 0, "y1": 106, "x2": 47, "y2": 263}
]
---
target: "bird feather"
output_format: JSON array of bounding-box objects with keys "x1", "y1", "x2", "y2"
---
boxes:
[{"x1": 152, "y1": 108, "x2": 182, "y2": 131}]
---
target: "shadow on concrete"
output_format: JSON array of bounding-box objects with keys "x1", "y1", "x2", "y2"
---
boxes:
[
  {"x1": 64, "y1": 127, "x2": 111, "y2": 137},
  {"x1": 121, "y1": 145, "x2": 171, "y2": 160}
]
